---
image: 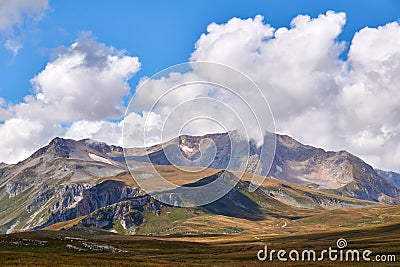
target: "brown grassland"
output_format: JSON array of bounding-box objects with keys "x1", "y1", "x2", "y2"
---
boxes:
[{"x1": 0, "y1": 222, "x2": 399, "y2": 266}]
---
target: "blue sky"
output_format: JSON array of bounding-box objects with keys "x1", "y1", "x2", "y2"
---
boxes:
[
  {"x1": 0, "y1": 0, "x2": 400, "y2": 171},
  {"x1": 1, "y1": 0, "x2": 399, "y2": 103}
]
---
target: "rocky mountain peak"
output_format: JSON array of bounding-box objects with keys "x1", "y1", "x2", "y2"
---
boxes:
[
  {"x1": 49, "y1": 137, "x2": 75, "y2": 157},
  {"x1": 28, "y1": 137, "x2": 76, "y2": 160},
  {"x1": 82, "y1": 139, "x2": 123, "y2": 154}
]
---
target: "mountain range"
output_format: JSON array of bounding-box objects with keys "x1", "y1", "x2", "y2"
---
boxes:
[{"x1": 0, "y1": 132, "x2": 399, "y2": 235}]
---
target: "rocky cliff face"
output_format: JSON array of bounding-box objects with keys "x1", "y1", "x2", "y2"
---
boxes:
[
  {"x1": 80, "y1": 196, "x2": 153, "y2": 233},
  {"x1": 38, "y1": 180, "x2": 140, "y2": 229}
]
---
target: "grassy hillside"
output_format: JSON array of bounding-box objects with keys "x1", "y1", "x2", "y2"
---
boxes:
[{"x1": 35, "y1": 166, "x2": 399, "y2": 237}]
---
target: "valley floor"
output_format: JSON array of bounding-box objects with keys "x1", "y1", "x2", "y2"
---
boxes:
[{"x1": 0, "y1": 222, "x2": 399, "y2": 266}]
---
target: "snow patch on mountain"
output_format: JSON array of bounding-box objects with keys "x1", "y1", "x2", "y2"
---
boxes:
[
  {"x1": 180, "y1": 144, "x2": 194, "y2": 153},
  {"x1": 88, "y1": 153, "x2": 112, "y2": 165}
]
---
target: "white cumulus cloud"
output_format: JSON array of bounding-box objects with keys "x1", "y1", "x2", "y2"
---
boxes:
[
  {"x1": 65, "y1": 120, "x2": 124, "y2": 146},
  {"x1": 0, "y1": 35, "x2": 140, "y2": 163},
  {"x1": 22, "y1": 35, "x2": 140, "y2": 122},
  {"x1": 127, "y1": 11, "x2": 400, "y2": 172},
  {"x1": 1, "y1": 10, "x2": 399, "y2": 173},
  {"x1": 0, "y1": 0, "x2": 49, "y2": 54}
]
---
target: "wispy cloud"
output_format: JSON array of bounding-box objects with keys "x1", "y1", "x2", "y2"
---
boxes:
[{"x1": 0, "y1": 0, "x2": 49, "y2": 55}]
